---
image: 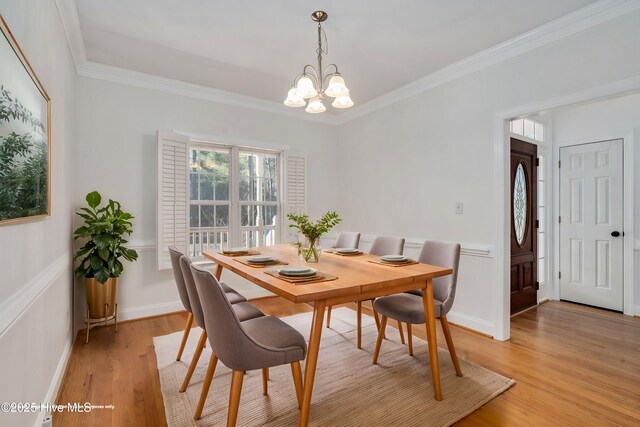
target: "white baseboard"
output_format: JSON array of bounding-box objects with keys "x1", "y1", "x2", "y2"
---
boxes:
[
  {"x1": 446, "y1": 311, "x2": 495, "y2": 338},
  {"x1": 36, "y1": 335, "x2": 73, "y2": 427},
  {"x1": 117, "y1": 301, "x2": 184, "y2": 322},
  {"x1": 634, "y1": 305, "x2": 640, "y2": 316}
]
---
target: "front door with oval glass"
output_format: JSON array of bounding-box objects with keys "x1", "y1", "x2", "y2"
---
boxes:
[{"x1": 511, "y1": 138, "x2": 538, "y2": 314}]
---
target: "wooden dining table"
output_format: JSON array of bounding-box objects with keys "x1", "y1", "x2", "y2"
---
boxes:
[{"x1": 204, "y1": 244, "x2": 453, "y2": 427}]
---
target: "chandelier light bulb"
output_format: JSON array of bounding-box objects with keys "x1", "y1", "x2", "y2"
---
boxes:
[
  {"x1": 332, "y1": 93, "x2": 354, "y2": 109},
  {"x1": 325, "y1": 75, "x2": 349, "y2": 98},
  {"x1": 284, "y1": 87, "x2": 305, "y2": 107},
  {"x1": 295, "y1": 77, "x2": 318, "y2": 99},
  {"x1": 305, "y1": 96, "x2": 326, "y2": 113}
]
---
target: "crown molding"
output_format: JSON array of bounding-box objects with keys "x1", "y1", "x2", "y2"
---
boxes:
[
  {"x1": 78, "y1": 61, "x2": 340, "y2": 125},
  {"x1": 53, "y1": 0, "x2": 86, "y2": 73},
  {"x1": 55, "y1": 0, "x2": 639, "y2": 126},
  {"x1": 335, "y1": 0, "x2": 640, "y2": 125}
]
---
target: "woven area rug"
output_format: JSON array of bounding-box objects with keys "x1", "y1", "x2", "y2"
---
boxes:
[{"x1": 154, "y1": 308, "x2": 514, "y2": 426}]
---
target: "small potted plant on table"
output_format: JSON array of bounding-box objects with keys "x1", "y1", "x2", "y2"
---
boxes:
[{"x1": 287, "y1": 211, "x2": 341, "y2": 263}]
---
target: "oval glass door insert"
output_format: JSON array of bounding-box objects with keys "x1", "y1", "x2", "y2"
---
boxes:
[{"x1": 513, "y1": 163, "x2": 527, "y2": 245}]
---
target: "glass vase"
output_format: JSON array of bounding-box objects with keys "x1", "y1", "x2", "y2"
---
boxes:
[{"x1": 302, "y1": 237, "x2": 322, "y2": 263}]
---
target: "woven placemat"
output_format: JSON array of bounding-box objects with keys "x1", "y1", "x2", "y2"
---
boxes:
[
  {"x1": 325, "y1": 250, "x2": 364, "y2": 257},
  {"x1": 218, "y1": 249, "x2": 260, "y2": 257},
  {"x1": 234, "y1": 257, "x2": 288, "y2": 268},
  {"x1": 368, "y1": 259, "x2": 419, "y2": 267},
  {"x1": 264, "y1": 269, "x2": 338, "y2": 284}
]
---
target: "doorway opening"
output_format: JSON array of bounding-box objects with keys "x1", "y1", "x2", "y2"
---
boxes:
[{"x1": 494, "y1": 86, "x2": 638, "y2": 342}]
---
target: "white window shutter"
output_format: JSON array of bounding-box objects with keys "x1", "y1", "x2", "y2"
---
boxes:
[
  {"x1": 285, "y1": 152, "x2": 307, "y2": 216},
  {"x1": 157, "y1": 131, "x2": 190, "y2": 269}
]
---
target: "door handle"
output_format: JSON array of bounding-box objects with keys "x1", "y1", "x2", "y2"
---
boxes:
[{"x1": 611, "y1": 231, "x2": 621, "y2": 237}]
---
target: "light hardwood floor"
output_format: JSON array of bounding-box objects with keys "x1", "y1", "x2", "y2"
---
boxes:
[{"x1": 54, "y1": 299, "x2": 640, "y2": 426}]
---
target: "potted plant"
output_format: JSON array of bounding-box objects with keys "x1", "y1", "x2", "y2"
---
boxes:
[
  {"x1": 287, "y1": 211, "x2": 341, "y2": 263},
  {"x1": 74, "y1": 191, "x2": 138, "y2": 342}
]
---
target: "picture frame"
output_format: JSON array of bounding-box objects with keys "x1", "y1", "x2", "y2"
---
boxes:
[{"x1": 0, "y1": 14, "x2": 51, "y2": 225}]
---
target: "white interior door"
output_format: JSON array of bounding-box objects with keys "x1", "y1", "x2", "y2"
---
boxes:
[{"x1": 559, "y1": 139, "x2": 623, "y2": 311}]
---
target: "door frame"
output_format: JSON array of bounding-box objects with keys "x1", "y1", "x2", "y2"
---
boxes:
[
  {"x1": 553, "y1": 135, "x2": 633, "y2": 312},
  {"x1": 492, "y1": 78, "x2": 638, "y2": 341}
]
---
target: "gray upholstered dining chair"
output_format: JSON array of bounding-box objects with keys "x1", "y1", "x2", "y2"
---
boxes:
[
  {"x1": 177, "y1": 254, "x2": 264, "y2": 394},
  {"x1": 372, "y1": 240, "x2": 462, "y2": 378},
  {"x1": 332, "y1": 231, "x2": 361, "y2": 249},
  {"x1": 190, "y1": 264, "x2": 307, "y2": 424},
  {"x1": 325, "y1": 231, "x2": 362, "y2": 328},
  {"x1": 169, "y1": 246, "x2": 197, "y2": 361},
  {"x1": 353, "y1": 235, "x2": 406, "y2": 349}
]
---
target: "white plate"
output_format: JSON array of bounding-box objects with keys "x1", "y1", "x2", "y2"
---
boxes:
[
  {"x1": 225, "y1": 247, "x2": 249, "y2": 254},
  {"x1": 279, "y1": 267, "x2": 317, "y2": 277},
  {"x1": 380, "y1": 255, "x2": 407, "y2": 262},
  {"x1": 336, "y1": 248, "x2": 359, "y2": 254},
  {"x1": 247, "y1": 256, "x2": 275, "y2": 263}
]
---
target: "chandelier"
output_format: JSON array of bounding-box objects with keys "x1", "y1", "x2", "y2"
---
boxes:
[{"x1": 283, "y1": 11, "x2": 353, "y2": 113}]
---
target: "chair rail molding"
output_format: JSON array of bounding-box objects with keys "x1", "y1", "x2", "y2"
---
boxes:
[
  {"x1": 0, "y1": 253, "x2": 70, "y2": 338},
  {"x1": 324, "y1": 234, "x2": 493, "y2": 258},
  {"x1": 53, "y1": 0, "x2": 639, "y2": 126}
]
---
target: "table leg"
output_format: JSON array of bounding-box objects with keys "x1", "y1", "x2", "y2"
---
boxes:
[
  {"x1": 214, "y1": 264, "x2": 223, "y2": 280},
  {"x1": 422, "y1": 279, "x2": 442, "y2": 401},
  {"x1": 299, "y1": 299, "x2": 326, "y2": 427}
]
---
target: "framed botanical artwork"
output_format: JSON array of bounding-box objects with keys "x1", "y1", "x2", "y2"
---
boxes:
[{"x1": 0, "y1": 14, "x2": 51, "y2": 225}]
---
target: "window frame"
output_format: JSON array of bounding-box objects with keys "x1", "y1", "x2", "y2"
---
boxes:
[{"x1": 188, "y1": 139, "x2": 284, "y2": 258}]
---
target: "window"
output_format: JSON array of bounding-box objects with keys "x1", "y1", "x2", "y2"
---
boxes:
[
  {"x1": 238, "y1": 149, "x2": 280, "y2": 248},
  {"x1": 189, "y1": 145, "x2": 231, "y2": 256},
  {"x1": 188, "y1": 145, "x2": 281, "y2": 257},
  {"x1": 510, "y1": 118, "x2": 544, "y2": 142},
  {"x1": 157, "y1": 132, "x2": 305, "y2": 269}
]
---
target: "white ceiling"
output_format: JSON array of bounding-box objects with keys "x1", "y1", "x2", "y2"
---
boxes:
[{"x1": 76, "y1": 0, "x2": 598, "y2": 109}]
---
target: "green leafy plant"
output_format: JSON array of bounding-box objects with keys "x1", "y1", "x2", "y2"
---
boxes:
[
  {"x1": 287, "y1": 211, "x2": 341, "y2": 261},
  {"x1": 73, "y1": 191, "x2": 139, "y2": 284}
]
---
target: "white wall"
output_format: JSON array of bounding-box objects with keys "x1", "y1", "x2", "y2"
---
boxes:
[
  {"x1": 337, "y1": 10, "x2": 640, "y2": 335},
  {"x1": 0, "y1": 1, "x2": 77, "y2": 426},
  {"x1": 74, "y1": 77, "x2": 339, "y2": 325},
  {"x1": 551, "y1": 93, "x2": 640, "y2": 312}
]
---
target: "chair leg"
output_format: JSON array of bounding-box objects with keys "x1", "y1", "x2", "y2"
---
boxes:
[
  {"x1": 357, "y1": 301, "x2": 362, "y2": 349},
  {"x1": 441, "y1": 315, "x2": 463, "y2": 377},
  {"x1": 370, "y1": 299, "x2": 385, "y2": 338},
  {"x1": 180, "y1": 329, "x2": 207, "y2": 392},
  {"x1": 397, "y1": 320, "x2": 405, "y2": 344},
  {"x1": 407, "y1": 323, "x2": 414, "y2": 356},
  {"x1": 176, "y1": 312, "x2": 194, "y2": 361},
  {"x1": 372, "y1": 315, "x2": 388, "y2": 364},
  {"x1": 262, "y1": 368, "x2": 269, "y2": 395},
  {"x1": 227, "y1": 371, "x2": 245, "y2": 427},
  {"x1": 326, "y1": 306, "x2": 332, "y2": 328},
  {"x1": 291, "y1": 361, "x2": 303, "y2": 408},
  {"x1": 193, "y1": 353, "x2": 219, "y2": 420},
  {"x1": 371, "y1": 299, "x2": 381, "y2": 330}
]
